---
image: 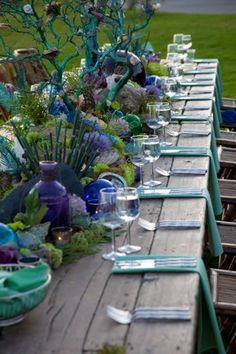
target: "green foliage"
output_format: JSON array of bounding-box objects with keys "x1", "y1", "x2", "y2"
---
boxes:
[
  {"x1": 60, "y1": 222, "x2": 106, "y2": 264},
  {"x1": 11, "y1": 189, "x2": 48, "y2": 230},
  {"x1": 14, "y1": 90, "x2": 51, "y2": 125},
  {"x1": 120, "y1": 162, "x2": 136, "y2": 186},
  {"x1": 40, "y1": 242, "x2": 63, "y2": 269},
  {"x1": 93, "y1": 162, "x2": 110, "y2": 174},
  {"x1": 99, "y1": 344, "x2": 126, "y2": 354},
  {"x1": 8, "y1": 112, "x2": 100, "y2": 179},
  {"x1": 145, "y1": 62, "x2": 168, "y2": 77}
]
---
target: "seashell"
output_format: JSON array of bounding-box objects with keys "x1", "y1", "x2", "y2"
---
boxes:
[
  {"x1": 17, "y1": 222, "x2": 50, "y2": 249},
  {"x1": 95, "y1": 150, "x2": 120, "y2": 166}
]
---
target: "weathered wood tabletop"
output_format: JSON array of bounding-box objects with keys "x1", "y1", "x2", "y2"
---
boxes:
[{"x1": 1, "y1": 63, "x2": 218, "y2": 354}]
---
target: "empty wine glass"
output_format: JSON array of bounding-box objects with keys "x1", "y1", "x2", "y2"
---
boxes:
[
  {"x1": 116, "y1": 187, "x2": 141, "y2": 254},
  {"x1": 156, "y1": 103, "x2": 172, "y2": 147},
  {"x1": 129, "y1": 135, "x2": 148, "y2": 188},
  {"x1": 142, "y1": 135, "x2": 161, "y2": 187},
  {"x1": 163, "y1": 77, "x2": 178, "y2": 98},
  {"x1": 145, "y1": 103, "x2": 162, "y2": 134},
  {"x1": 99, "y1": 187, "x2": 126, "y2": 261}
]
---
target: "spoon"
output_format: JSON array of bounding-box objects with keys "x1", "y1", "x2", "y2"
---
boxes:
[{"x1": 107, "y1": 305, "x2": 191, "y2": 324}]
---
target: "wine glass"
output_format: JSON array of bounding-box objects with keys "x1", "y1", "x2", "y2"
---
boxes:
[
  {"x1": 145, "y1": 103, "x2": 162, "y2": 134},
  {"x1": 142, "y1": 135, "x2": 162, "y2": 187},
  {"x1": 129, "y1": 135, "x2": 148, "y2": 188},
  {"x1": 156, "y1": 103, "x2": 172, "y2": 147},
  {"x1": 99, "y1": 187, "x2": 126, "y2": 261},
  {"x1": 163, "y1": 77, "x2": 178, "y2": 98},
  {"x1": 116, "y1": 187, "x2": 141, "y2": 254}
]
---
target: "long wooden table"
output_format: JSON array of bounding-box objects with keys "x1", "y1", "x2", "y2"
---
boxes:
[{"x1": 1, "y1": 63, "x2": 219, "y2": 354}]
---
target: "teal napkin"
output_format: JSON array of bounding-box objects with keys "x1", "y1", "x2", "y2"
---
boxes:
[
  {"x1": 171, "y1": 115, "x2": 212, "y2": 122},
  {"x1": 160, "y1": 146, "x2": 221, "y2": 214},
  {"x1": 0, "y1": 262, "x2": 50, "y2": 297},
  {"x1": 212, "y1": 100, "x2": 221, "y2": 138},
  {"x1": 137, "y1": 187, "x2": 223, "y2": 256},
  {"x1": 112, "y1": 255, "x2": 225, "y2": 354}
]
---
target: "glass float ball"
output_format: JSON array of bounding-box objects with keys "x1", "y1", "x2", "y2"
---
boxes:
[
  {"x1": 145, "y1": 75, "x2": 162, "y2": 89},
  {"x1": 84, "y1": 178, "x2": 115, "y2": 203}
]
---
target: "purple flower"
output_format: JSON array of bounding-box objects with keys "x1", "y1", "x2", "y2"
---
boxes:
[
  {"x1": 83, "y1": 132, "x2": 112, "y2": 153},
  {"x1": 69, "y1": 194, "x2": 87, "y2": 217}
]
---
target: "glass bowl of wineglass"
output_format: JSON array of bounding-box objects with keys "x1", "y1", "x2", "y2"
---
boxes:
[{"x1": 145, "y1": 103, "x2": 162, "y2": 135}]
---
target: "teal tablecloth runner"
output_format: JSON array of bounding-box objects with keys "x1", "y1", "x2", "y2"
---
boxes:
[
  {"x1": 112, "y1": 256, "x2": 225, "y2": 354},
  {"x1": 138, "y1": 187, "x2": 222, "y2": 256},
  {"x1": 212, "y1": 100, "x2": 221, "y2": 138},
  {"x1": 160, "y1": 146, "x2": 221, "y2": 214}
]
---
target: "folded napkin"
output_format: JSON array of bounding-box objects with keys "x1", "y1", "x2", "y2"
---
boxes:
[
  {"x1": 112, "y1": 256, "x2": 225, "y2": 354},
  {"x1": 0, "y1": 262, "x2": 49, "y2": 297},
  {"x1": 160, "y1": 146, "x2": 221, "y2": 214},
  {"x1": 137, "y1": 187, "x2": 222, "y2": 257}
]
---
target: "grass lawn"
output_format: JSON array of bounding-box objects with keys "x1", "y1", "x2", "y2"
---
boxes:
[{"x1": 2, "y1": 9, "x2": 236, "y2": 98}]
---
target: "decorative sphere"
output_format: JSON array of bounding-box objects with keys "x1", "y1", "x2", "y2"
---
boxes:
[
  {"x1": 145, "y1": 75, "x2": 162, "y2": 89},
  {"x1": 0, "y1": 223, "x2": 20, "y2": 248},
  {"x1": 84, "y1": 179, "x2": 115, "y2": 202}
]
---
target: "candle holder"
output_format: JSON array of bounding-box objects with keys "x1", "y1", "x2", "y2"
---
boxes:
[{"x1": 51, "y1": 226, "x2": 73, "y2": 247}]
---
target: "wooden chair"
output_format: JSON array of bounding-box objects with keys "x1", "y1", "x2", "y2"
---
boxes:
[
  {"x1": 221, "y1": 97, "x2": 236, "y2": 111},
  {"x1": 218, "y1": 179, "x2": 236, "y2": 221},
  {"x1": 218, "y1": 147, "x2": 236, "y2": 179},
  {"x1": 209, "y1": 268, "x2": 236, "y2": 353},
  {"x1": 217, "y1": 131, "x2": 236, "y2": 148}
]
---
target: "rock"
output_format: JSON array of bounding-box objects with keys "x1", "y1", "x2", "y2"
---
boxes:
[
  {"x1": 115, "y1": 84, "x2": 146, "y2": 114},
  {"x1": 17, "y1": 222, "x2": 50, "y2": 248},
  {"x1": 0, "y1": 163, "x2": 84, "y2": 223}
]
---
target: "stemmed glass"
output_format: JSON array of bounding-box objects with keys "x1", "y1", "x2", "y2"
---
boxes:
[
  {"x1": 145, "y1": 103, "x2": 162, "y2": 135},
  {"x1": 156, "y1": 103, "x2": 172, "y2": 147},
  {"x1": 129, "y1": 135, "x2": 148, "y2": 188},
  {"x1": 142, "y1": 135, "x2": 161, "y2": 187},
  {"x1": 99, "y1": 187, "x2": 126, "y2": 261},
  {"x1": 116, "y1": 187, "x2": 141, "y2": 254}
]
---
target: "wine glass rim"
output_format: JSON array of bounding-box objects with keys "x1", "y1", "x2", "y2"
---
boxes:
[{"x1": 100, "y1": 187, "x2": 117, "y2": 194}]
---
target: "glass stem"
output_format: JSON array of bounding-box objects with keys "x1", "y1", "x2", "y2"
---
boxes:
[
  {"x1": 140, "y1": 166, "x2": 144, "y2": 186},
  {"x1": 163, "y1": 126, "x2": 167, "y2": 142},
  {"x1": 127, "y1": 222, "x2": 132, "y2": 245},
  {"x1": 111, "y1": 228, "x2": 116, "y2": 252},
  {"x1": 151, "y1": 162, "x2": 155, "y2": 181}
]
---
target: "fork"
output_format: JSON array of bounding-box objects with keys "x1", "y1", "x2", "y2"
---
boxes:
[
  {"x1": 107, "y1": 305, "x2": 192, "y2": 324},
  {"x1": 155, "y1": 166, "x2": 207, "y2": 177}
]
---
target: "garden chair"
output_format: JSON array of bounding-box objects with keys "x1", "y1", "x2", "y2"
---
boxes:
[
  {"x1": 218, "y1": 178, "x2": 236, "y2": 221},
  {"x1": 209, "y1": 268, "x2": 236, "y2": 353}
]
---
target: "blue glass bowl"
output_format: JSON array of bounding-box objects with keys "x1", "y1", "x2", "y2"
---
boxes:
[{"x1": 84, "y1": 178, "x2": 115, "y2": 203}]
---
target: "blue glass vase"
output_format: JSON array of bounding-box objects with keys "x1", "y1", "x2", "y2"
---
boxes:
[{"x1": 31, "y1": 161, "x2": 70, "y2": 229}]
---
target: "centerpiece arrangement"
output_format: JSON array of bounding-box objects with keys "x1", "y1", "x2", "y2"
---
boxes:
[{"x1": 0, "y1": 0, "x2": 168, "y2": 270}]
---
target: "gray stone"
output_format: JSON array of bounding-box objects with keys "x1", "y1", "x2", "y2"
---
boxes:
[{"x1": 116, "y1": 84, "x2": 146, "y2": 114}]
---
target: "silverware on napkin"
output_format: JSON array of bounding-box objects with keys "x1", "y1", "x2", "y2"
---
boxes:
[
  {"x1": 107, "y1": 305, "x2": 192, "y2": 324},
  {"x1": 138, "y1": 217, "x2": 201, "y2": 231}
]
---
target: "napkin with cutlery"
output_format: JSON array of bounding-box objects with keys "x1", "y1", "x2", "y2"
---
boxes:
[
  {"x1": 160, "y1": 146, "x2": 221, "y2": 214},
  {"x1": 137, "y1": 187, "x2": 222, "y2": 257},
  {"x1": 112, "y1": 256, "x2": 225, "y2": 354}
]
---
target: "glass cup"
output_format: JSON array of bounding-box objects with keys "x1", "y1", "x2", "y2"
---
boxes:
[
  {"x1": 156, "y1": 102, "x2": 172, "y2": 146},
  {"x1": 167, "y1": 43, "x2": 178, "y2": 54},
  {"x1": 173, "y1": 33, "x2": 183, "y2": 44},
  {"x1": 116, "y1": 187, "x2": 141, "y2": 254},
  {"x1": 142, "y1": 135, "x2": 162, "y2": 187},
  {"x1": 186, "y1": 49, "x2": 196, "y2": 62},
  {"x1": 99, "y1": 188, "x2": 126, "y2": 261},
  {"x1": 145, "y1": 103, "x2": 162, "y2": 134},
  {"x1": 129, "y1": 135, "x2": 149, "y2": 187}
]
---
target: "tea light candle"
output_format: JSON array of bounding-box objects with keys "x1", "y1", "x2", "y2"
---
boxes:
[{"x1": 52, "y1": 226, "x2": 72, "y2": 246}]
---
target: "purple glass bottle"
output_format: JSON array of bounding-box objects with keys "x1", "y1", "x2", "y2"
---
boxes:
[{"x1": 31, "y1": 161, "x2": 70, "y2": 229}]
